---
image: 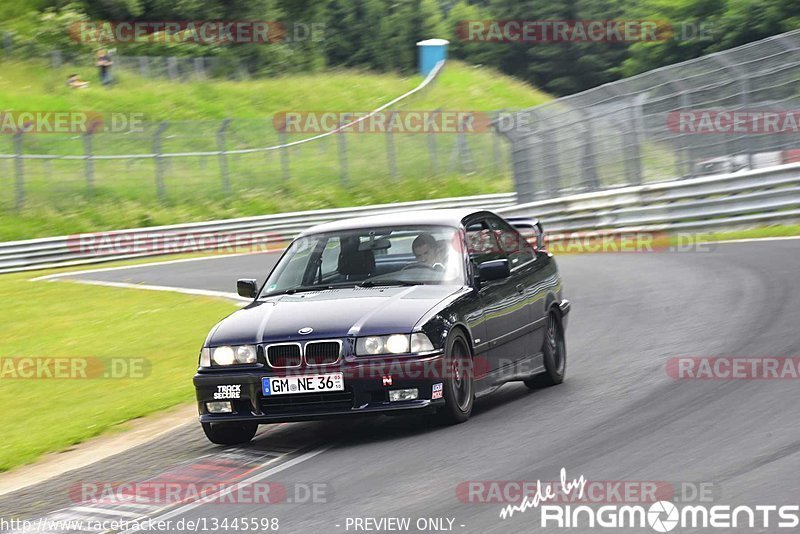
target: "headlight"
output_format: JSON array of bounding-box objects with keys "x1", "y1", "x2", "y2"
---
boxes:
[
  {"x1": 362, "y1": 337, "x2": 384, "y2": 355},
  {"x1": 411, "y1": 332, "x2": 434, "y2": 352},
  {"x1": 205, "y1": 345, "x2": 258, "y2": 367},
  {"x1": 356, "y1": 333, "x2": 435, "y2": 356},
  {"x1": 199, "y1": 348, "x2": 211, "y2": 367},
  {"x1": 386, "y1": 334, "x2": 410, "y2": 354},
  {"x1": 235, "y1": 345, "x2": 257, "y2": 364}
]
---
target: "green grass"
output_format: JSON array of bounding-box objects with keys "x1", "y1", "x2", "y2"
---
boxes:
[
  {"x1": 0, "y1": 60, "x2": 551, "y2": 242},
  {"x1": 0, "y1": 272, "x2": 235, "y2": 472}
]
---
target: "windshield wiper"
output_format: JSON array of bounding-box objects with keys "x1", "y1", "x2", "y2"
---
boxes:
[
  {"x1": 358, "y1": 280, "x2": 424, "y2": 288},
  {"x1": 261, "y1": 284, "x2": 342, "y2": 297}
]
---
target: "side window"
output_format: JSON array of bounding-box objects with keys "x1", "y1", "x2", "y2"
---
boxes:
[
  {"x1": 486, "y1": 216, "x2": 535, "y2": 267},
  {"x1": 320, "y1": 237, "x2": 341, "y2": 277},
  {"x1": 465, "y1": 220, "x2": 505, "y2": 264}
]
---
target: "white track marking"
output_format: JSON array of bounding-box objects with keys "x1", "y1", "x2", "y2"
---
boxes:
[
  {"x1": 47, "y1": 278, "x2": 249, "y2": 303},
  {"x1": 71, "y1": 507, "x2": 144, "y2": 519},
  {"x1": 29, "y1": 251, "x2": 273, "y2": 282}
]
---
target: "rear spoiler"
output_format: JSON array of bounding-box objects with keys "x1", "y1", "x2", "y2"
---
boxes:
[{"x1": 506, "y1": 217, "x2": 545, "y2": 250}]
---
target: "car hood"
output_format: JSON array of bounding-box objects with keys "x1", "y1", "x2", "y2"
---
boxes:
[{"x1": 206, "y1": 285, "x2": 463, "y2": 346}]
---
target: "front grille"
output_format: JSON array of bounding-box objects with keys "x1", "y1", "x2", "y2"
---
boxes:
[
  {"x1": 260, "y1": 390, "x2": 354, "y2": 414},
  {"x1": 305, "y1": 341, "x2": 342, "y2": 365},
  {"x1": 266, "y1": 343, "x2": 301, "y2": 367}
]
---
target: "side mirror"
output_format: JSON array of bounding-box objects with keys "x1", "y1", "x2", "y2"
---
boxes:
[
  {"x1": 477, "y1": 259, "x2": 511, "y2": 283},
  {"x1": 237, "y1": 279, "x2": 258, "y2": 299}
]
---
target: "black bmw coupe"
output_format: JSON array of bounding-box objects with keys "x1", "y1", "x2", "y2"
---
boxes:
[{"x1": 194, "y1": 209, "x2": 570, "y2": 444}]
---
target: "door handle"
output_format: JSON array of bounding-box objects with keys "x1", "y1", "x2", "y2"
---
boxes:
[{"x1": 516, "y1": 284, "x2": 525, "y2": 294}]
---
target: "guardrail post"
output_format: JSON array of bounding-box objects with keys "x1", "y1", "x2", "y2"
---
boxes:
[
  {"x1": 153, "y1": 122, "x2": 169, "y2": 201},
  {"x1": 216, "y1": 118, "x2": 232, "y2": 195},
  {"x1": 386, "y1": 111, "x2": 398, "y2": 180},
  {"x1": 337, "y1": 114, "x2": 349, "y2": 186},
  {"x1": 279, "y1": 131, "x2": 291, "y2": 181},
  {"x1": 13, "y1": 131, "x2": 24, "y2": 210}
]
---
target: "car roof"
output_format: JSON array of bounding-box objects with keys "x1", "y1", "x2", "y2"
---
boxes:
[{"x1": 299, "y1": 208, "x2": 497, "y2": 236}]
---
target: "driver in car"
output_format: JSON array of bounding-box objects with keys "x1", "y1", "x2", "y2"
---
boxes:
[{"x1": 412, "y1": 233, "x2": 446, "y2": 270}]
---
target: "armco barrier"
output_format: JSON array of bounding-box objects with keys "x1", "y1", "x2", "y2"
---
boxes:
[
  {"x1": 0, "y1": 193, "x2": 515, "y2": 273},
  {"x1": 2, "y1": 162, "x2": 800, "y2": 274},
  {"x1": 496, "y1": 163, "x2": 800, "y2": 234}
]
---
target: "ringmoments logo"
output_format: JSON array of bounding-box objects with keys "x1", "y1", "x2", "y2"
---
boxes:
[{"x1": 499, "y1": 468, "x2": 800, "y2": 531}]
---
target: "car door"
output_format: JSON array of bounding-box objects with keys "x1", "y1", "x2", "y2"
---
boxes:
[
  {"x1": 465, "y1": 217, "x2": 530, "y2": 375},
  {"x1": 485, "y1": 215, "x2": 549, "y2": 365}
]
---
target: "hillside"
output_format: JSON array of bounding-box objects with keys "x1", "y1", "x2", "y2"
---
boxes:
[{"x1": 0, "y1": 60, "x2": 550, "y2": 240}]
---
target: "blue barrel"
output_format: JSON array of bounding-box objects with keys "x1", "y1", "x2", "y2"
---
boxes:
[{"x1": 417, "y1": 39, "x2": 449, "y2": 76}]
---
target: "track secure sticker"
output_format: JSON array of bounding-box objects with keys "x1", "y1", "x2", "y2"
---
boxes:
[
  {"x1": 214, "y1": 384, "x2": 241, "y2": 399},
  {"x1": 432, "y1": 382, "x2": 443, "y2": 399}
]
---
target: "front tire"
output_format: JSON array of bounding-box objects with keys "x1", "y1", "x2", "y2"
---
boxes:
[
  {"x1": 525, "y1": 309, "x2": 566, "y2": 388},
  {"x1": 201, "y1": 422, "x2": 258, "y2": 445},
  {"x1": 435, "y1": 330, "x2": 474, "y2": 424}
]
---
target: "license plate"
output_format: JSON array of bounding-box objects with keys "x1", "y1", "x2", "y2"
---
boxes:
[{"x1": 262, "y1": 373, "x2": 344, "y2": 396}]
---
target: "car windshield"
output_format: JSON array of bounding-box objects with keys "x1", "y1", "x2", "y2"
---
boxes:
[{"x1": 260, "y1": 225, "x2": 465, "y2": 296}]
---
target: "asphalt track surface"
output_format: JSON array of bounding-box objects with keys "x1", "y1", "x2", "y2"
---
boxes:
[{"x1": 4, "y1": 239, "x2": 800, "y2": 533}]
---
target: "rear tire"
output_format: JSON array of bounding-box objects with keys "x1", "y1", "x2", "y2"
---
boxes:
[
  {"x1": 201, "y1": 422, "x2": 258, "y2": 445},
  {"x1": 525, "y1": 309, "x2": 566, "y2": 389},
  {"x1": 435, "y1": 330, "x2": 474, "y2": 424}
]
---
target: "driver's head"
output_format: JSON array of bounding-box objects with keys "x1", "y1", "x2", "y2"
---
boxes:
[{"x1": 412, "y1": 233, "x2": 439, "y2": 265}]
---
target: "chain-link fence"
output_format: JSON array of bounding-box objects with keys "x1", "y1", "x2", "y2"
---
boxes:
[
  {"x1": 0, "y1": 61, "x2": 513, "y2": 211},
  {"x1": 502, "y1": 30, "x2": 800, "y2": 203}
]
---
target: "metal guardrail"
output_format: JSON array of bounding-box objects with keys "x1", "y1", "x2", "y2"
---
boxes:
[
  {"x1": 497, "y1": 163, "x2": 800, "y2": 234},
  {"x1": 0, "y1": 193, "x2": 516, "y2": 273},
  {"x1": 2, "y1": 162, "x2": 799, "y2": 274}
]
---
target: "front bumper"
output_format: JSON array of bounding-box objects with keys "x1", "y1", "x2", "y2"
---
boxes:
[{"x1": 194, "y1": 351, "x2": 447, "y2": 424}]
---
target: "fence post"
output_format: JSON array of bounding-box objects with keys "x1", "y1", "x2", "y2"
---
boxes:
[
  {"x1": 578, "y1": 110, "x2": 600, "y2": 191},
  {"x1": 194, "y1": 57, "x2": 205, "y2": 80},
  {"x1": 427, "y1": 109, "x2": 440, "y2": 174},
  {"x1": 623, "y1": 105, "x2": 643, "y2": 185},
  {"x1": 153, "y1": 122, "x2": 169, "y2": 201},
  {"x1": 13, "y1": 131, "x2": 24, "y2": 210},
  {"x1": 386, "y1": 111, "x2": 398, "y2": 180},
  {"x1": 279, "y1": 131, "x2": 291, "y2": 181},
  {"x1": 83, "y1": 130, "x2": 95, "y2": 195},
  {"x1": 167, "y1": 57, "x2": 178, "y2": 80},
  {"x1": 337, "y1": 114, "x2": 349, "y2": 186},
  {"x1": 492, "y1": 110, "x2": 504, "y2": 171},
  {"x1": 712, "y1": 55, "x2": 754, "y2": 170},
  {"x1": 138, "y1": 57, "x2": 149, "y2": 78},
  {"x1": 216, "y1": 118, "x2": 232, "y2": 195},
  {"x1": 3, "y1": 32, "x2": 12, "y2": 56}
]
